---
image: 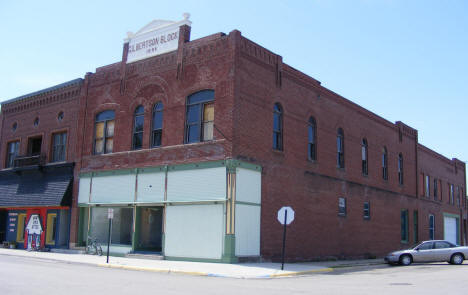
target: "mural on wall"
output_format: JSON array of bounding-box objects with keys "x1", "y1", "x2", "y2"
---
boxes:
[{"x1": 26, "y1": 214, "x2": 43, "y2": 250}]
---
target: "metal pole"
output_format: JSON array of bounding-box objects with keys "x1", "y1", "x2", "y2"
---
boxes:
[
  {"x1": 281, "y1": 210, "x2": 287, "y2": 270},
  {"x1": 106, "y1": 218, "x2": 112, "y2": 263}
]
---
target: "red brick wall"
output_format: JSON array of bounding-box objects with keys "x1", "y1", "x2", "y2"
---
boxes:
[
  {"x1": 0, "y1": 83, "x2": 82, "y2": 168},
  {"x1": 231, "y1": 32, "x2": 466, "y2": 260}
]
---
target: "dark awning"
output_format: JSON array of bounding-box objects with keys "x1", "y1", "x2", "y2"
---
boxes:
[{"x1": 0, "y1": 163, "x2": 73, "y2": 208}]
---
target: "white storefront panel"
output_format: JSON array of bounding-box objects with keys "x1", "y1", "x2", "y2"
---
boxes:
[
  {"x1": 167, "y1": 167, "x2": 226, "y2": 202},
  {"x1": 164, "y1": 204, "x2": 224, "y2": 259},
  {"x1": 236, "y1": 167, "x2": 261, "y2": 204},
  {"x1": 235, "y1": 204, "x2": 261, "y2": 256},
  {"x1": 77, "y1": 176, "x2": 91, "y2": 204},
  {"x1": 444, "y1": 216, "x2": 458, "y2": 244},
  {"x1": 136, "y1": 170, "x2": 165, "y2": 203},
  {"x1": 92, "y1": 173, "x2": 136, "y2": 203}
]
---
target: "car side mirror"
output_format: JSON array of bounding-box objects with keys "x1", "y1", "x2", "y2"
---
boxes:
[{"x1": 415, "y1": 248, "x2": 420, "y2": 251}]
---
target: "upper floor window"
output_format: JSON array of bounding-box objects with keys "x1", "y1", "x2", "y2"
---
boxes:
[
  {"x1": 132, "y1": 106, "x2": 144, "y2": 150},
  {"x1": 185, "y1": 90, "x2": 214, "y2": 144},
  {"x1": 336, "y1": 128, "x2": 344, "y2": 168},
  {"x1": 94, "y1": 110, "x2": 115, "y2": 154},
  {"x1": 382, "y1": 147, "x2": 388, "y2": 180},
  {"x1": 425, "y1": 175, "x2": 430, "y2": 197},
  {"x1": 6, "y1": 141, "x2": 20, "y2": 168},
  {"x1": 449, "y1": 184, "x2": 454, "y2": 204},
  {"x1": 308, "y1": 117, "x2": 316, "y2": 160},
  {"x1": 433, "y1": 179, "x2": 438, "y2": 200},
  {"x1": 51, "y1": 132, "x2": 67, "y2": 162},
  {"x1": 398, "y1": 153, "x2": 404, "y2": 185},
  {"x1": 152, "y1": 102, "x2": 163, "y2": 147},
  {"x1": 273, "y1": 103, "x2": 283, "y2": 151},
  {"x1": 456, "y1": 186, "x2": 461, "y2": 207},
  {"x1": 361, "y1": 138, "x2": 368, "y2": 175}
]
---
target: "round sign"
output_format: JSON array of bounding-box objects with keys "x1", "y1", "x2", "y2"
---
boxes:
[{"x1": 277, "y1": 206, "x2": 295, "y2": 225}]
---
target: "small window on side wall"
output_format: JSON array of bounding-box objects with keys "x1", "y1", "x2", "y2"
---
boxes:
[
  {"x1": 398, "y1": 153, "x2": 404, "y2": 185},
  {"x1": 363, "y1": 202, "x2": 370, "y2": 219},
  {"x1": 94, "y1": 110, "x2": 115, "y2": 154},
  {"x1": 273, "y1": 103, "x2": 283, "y2": 151},
  {"x1": 429, "y1": 214, "x2": 435, "y2": 240},
  {"x1": 337, "y1": 128, "x2": 344, "y2": 168},
  {"x1": 308, "y1": 117, "x2": 316, "y2": 160},
  {"x1": 382, "y1": 147, "x2": 388, "y2": 180},
  {"x1": 361, "y1": 138, "x2": 368, "y2": 175},
  {"x1": 338, "y1": 197, "x2": 346, "y2": 216},
  {"x1": 185, "y1": 90, "x2": 214, "y2": 144}
]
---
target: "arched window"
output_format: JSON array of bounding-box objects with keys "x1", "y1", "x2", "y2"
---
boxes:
[
  {"x1": 382, "y1": 147, "x2": 388, "y2": 180},
  {"x1": 273, "y1": 103, "x2": 283, "y2": 150},
  {"x1": 132, "y1": 105, "x2": 144, "y2": 150},
  {"x1": 185, "y1": 90, "x2": 214, "y2": 143},
  {"x1": 398, "y1": 153, "x2": 404, "y2": 185},
  {"x1": 308, "y1": 117, "x2": 316, "y2": 160},
  {"x1": 94, "y1": 110, "x2": 115, "y2": 154},
  {"x1": 152, "y1": 102, "x2": 163, "y2": 147},
  {"x1": 362, "y1": 138, "x2": 368, "y2": 175},
  {"x1": 337, "y1": 128, "x2": 344, "y2": 168}
]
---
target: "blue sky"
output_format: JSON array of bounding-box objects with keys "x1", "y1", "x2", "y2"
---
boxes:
[{"x1": 1, "y1": 0, "x2": 467, "y2": 176}]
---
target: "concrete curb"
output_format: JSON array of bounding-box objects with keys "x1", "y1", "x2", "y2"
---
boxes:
[
  {"x1": 97, "y1": 263, "x2": 210, "y2": 277},
  {"x1": 97, "y1": 262, "x2": 334, "y2": 279},
  {"x1": 268, "y1": 267, "x2": 334, "y2": 278}
]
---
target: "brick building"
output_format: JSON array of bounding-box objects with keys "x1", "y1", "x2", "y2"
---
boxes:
[
  {"x1": 1, "y1": 15, "x2": 466, "y2": 261},
  {"x1": 0, "y1": 79, "x2": 82, "y2": 249}
]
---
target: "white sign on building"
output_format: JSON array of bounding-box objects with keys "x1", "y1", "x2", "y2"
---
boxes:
[{"x1": 125, "y1": 13, "x2": 192, "y2": 64}]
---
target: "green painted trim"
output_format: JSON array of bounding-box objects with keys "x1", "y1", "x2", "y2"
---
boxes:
[
  {"x1": 226, "y1": 159, "x2": 262, "y2": 172},
  {"x1": 235, "y1": 201, "x2": 261, "y2": 206},
  {"x1": 132, "y1": 207, "x2": 141, "y2": 251},
  {"x1": 443, "y1": 212, "x2": 460, "y2": 219},
  {"x1": 138, "y1": 166, "x2": 167, "y2": 174},
  {"x1": 164, "y1": 256, "x2": 225, "y2": 263},
  {"x1": 167, "y1": 160, "x2": 226, "y2": 171},
  {"x1": 93, "y1": 169, "x2": 136, "y2": 177},
  {"x1": 221, "y1": 234, "x2": 238, "y2": 263},
  {"x1": 79, "y1": 172, "x2": 92, "y2": 178},
  {"x1": 77, "y1": 207, "x2": 86, "y2": 246},
  {"x1": 79, "y1": 200, "x2": 226, "y2": 207},
  {"x1": 165, "y1": 200, "x2": 227, "y2": 206}
]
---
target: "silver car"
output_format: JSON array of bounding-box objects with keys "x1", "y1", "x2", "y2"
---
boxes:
[{"x1": 385, "y1": 240, "x2": 468, "y2": 266}]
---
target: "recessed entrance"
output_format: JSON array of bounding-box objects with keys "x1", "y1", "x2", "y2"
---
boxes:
[{"x1": 136, "y1": 207, "x2": 163, "y2": 252}]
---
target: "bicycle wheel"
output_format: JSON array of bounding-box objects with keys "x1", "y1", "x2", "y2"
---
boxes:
[
  {"x1": 86, "y1": 245, "x2": 96, "y2": 255},
  {"x1": 96, "y1": 244, "x2": 103, "y2": 256}
]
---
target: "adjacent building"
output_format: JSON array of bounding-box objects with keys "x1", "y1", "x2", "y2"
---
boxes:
[{"x1": 1, "y1": 15, "x2": 466, "y2": 262}]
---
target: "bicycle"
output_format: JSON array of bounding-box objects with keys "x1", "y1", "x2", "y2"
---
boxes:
[{"x1": 85, "y1": 236, "x2": 103, "y2": 256}]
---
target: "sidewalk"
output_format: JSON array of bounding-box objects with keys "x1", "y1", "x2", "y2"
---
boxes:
[{"x1": 0, "y1": 248, "x2": 384, "y2": 279}]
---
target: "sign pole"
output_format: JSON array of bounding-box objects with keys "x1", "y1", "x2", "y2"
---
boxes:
[
  {"x1": 106, "y1": 209, "x2": 113, "y2": 264},
  {"x1": 281, "y1": 210, "x2": 287, "y2": 270}
]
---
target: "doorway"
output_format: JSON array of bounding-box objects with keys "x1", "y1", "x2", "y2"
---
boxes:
[
  {"x1": 0, "y1": 210, "x2": 6, "y2": 243},
  {"x1": 136, "y1": 207, "x2": 163, "y2": 252},
  {"x1": 28, "y1": 136, "x2": 42, "y2": 156}
]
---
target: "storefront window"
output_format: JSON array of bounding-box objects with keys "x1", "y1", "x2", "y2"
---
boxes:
[{"x1": 89, "y1": 207, "x2": 132, "y2": 245}]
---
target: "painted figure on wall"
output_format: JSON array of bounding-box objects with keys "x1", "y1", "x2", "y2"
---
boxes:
[{"x1": 26, "y1": 214, "x2": 43, "y2": 250}]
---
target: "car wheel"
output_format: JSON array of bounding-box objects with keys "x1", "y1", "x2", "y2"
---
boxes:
[
  {"x1": 399, "y1": 255, "x2": 412, "y2": 266},
  {"x1": 450, "y1": 253, "x2": 464, "y2": 265}
]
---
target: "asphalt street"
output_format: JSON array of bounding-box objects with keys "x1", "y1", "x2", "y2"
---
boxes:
[{"x1": 1, "y1": 255, "x2": 468, "y2": 295}]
